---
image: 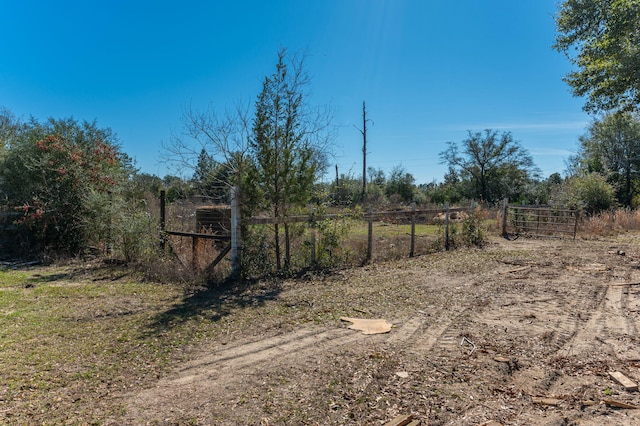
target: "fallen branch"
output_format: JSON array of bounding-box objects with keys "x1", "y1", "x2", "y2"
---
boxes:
[
  {"x1": 603, "y1": 398, "x2": 639, "y2": 409},
  {"x1": 500, "y1": 265, "x2": 532, "y2": 274},
  {"x1": 383, "y1": 414, "x2": 419, "y2": 426},
  {"x1": 531, "y1": 396, "x2": 561, "y2": 406}
]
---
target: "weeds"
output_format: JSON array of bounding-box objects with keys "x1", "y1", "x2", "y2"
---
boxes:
[{"x1": 581, "y1": 208, "x2": 640, "y2": 237}]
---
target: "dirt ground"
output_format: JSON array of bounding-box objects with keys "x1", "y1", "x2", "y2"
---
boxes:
[{"x1": 124, "y1": 234, "x2": 640, "y2": 425}]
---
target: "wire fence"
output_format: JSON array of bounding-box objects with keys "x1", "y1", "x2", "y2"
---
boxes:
[{"x1": 160, "y1": 190, "x2": 477, "y2": 275}]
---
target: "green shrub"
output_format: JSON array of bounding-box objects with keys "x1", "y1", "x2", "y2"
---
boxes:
[
  {"x1": 0, "y1": 118, "x2": 127, "y2": 256},
  {"x1": 461, "y1": 208, "x2": 487, "y2": 247},
  {"x1": 314, "y1": 207, "x2": 361, "y2": 269},
  {"x1": 239, "y1": 226, "x2": 275, "y2": 279},
  {"x1": 551, "y1": 172, "x2": 616, "y2": 215}
]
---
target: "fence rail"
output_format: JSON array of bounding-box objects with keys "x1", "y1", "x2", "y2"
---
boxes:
[
  {"x1": 242, "y1": 204, "x2": 468, "y2": 263},
  {"x1": 160, "y1": 189, "x2": 474, "y2": 274}
]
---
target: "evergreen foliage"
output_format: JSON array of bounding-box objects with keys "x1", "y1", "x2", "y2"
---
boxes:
[
  {"x1": 554, "y1": 0, "x2": 640, "y2": 112},
  {"x1": 247, "y1": 49, "x2": 330, "y2": 270},
  {"x1": 575, "y1": 112, "x2": 640, "y2": 207},
  {"x1": 0, "y1": 116, "x2": 129, "y2": 255}
]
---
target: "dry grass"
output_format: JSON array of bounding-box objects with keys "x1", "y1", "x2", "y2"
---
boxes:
[
  {"x1": 3, "y1": 232, "x2": 640, "y2": 424},
  {"x1": 0, "y1": 243, "x2": 512, "y2": 424},
  {"x1": 581, "y1": 208, "x2": 640, "y2": 237}
]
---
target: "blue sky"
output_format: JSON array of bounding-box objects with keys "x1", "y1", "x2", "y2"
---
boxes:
[{"x1": 1, "y1": 0, "x2": 590, "y2": 184}]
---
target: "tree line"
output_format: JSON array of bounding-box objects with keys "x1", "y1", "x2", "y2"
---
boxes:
[{"x1": 1, "y1": 0, "x2": 639, "y2": 268}]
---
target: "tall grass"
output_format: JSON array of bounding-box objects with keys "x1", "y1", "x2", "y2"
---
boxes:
[{"x1": 582, "y1": 208, "x2": 640, "y2": 237}]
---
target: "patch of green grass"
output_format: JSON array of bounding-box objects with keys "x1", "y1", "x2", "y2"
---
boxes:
[
  {"x1": 0, "y1": 263, "x2": 212, "y2": 424},
  {"x1": 350, "y1": 222, "x2": 441, "y2": 238},
  {"x1": 0, "y1": 269, "x2": 29, "y2": 288}
]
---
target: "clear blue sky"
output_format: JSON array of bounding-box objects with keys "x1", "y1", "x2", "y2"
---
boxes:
[{"x1": 1, "y1": 0, "x2": 590, "y2": 185}]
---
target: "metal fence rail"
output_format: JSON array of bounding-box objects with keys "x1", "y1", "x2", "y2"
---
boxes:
[{"x1": 502, "y1": 201, "x2": 578, "y2": 239}]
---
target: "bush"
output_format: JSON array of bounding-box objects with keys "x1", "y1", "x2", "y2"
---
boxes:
[
  {"x1": 551, "y1": 173, "x2": 616, "y2": 215},
  {"x1": 461, "y1": 208, "x2": 487, "y2": 247},
  {"x1": 314, "y1": 206, "x2": 361, "y2": 269},
  {"x1": 0, "y1": 118, "x2": 127, "y2": 256},
  {"x1": 434, "y1": 207, "x2": 487, "y2": 250},
  {"x1": 239, "y1": 226, "x2": 275, "y2": 279}
]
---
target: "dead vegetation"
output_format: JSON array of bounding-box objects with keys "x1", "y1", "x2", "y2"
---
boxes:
[{"x1": 3, "y1": 232, "x2": 640, "y2": 425}]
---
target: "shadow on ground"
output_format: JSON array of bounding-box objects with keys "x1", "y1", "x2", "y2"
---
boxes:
[{"x1": 145, "y1": 278, "x2": 283, "y2": 336}]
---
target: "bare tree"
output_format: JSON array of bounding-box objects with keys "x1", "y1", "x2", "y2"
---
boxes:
[{"x1": 161, "y1": 101, "x2": 253, "y2": 201}]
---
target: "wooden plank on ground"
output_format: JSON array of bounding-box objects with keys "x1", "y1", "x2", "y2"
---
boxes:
[
  {"x1": 532, "y1": 396, "x2": 561, "y2": 406},
  {"x1": 384, "y1": 414, "x2": 415, "y2": 426},
  {"x1": 609, "y1": 371, "x2": 639, "y2": 392},
  {"x1": 603, "y1": 398, "x2": 639, "y2": 409}
]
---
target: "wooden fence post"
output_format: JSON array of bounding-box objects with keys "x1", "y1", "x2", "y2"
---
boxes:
[
  {"x1": 192, "y1": 235, "x2": 198, "y2": 269},
  {"x1": 536, "y1": 199, "x2": 541, "y2": 235},
  {"x1": 445, "y1": 202, "x2": 450, "y2": 251},
  {"x1": 310, "y1": 206, "x2": 316, "y2": 265},
  {"x1": 367, "y1": 207, "x2": 373, "y2": 263},
  {"x1": 410, "y1": 202, "x2": 416, "y2": 257},
  {"x1": 501, "y1": 198, "x2": 508, "y2": 237},
  {"x1": 230, "y1": 186, "x2": 241, "y2": 277},
  {"x1": 160, "y1": 190, "x2": 166, "y2": 251}
]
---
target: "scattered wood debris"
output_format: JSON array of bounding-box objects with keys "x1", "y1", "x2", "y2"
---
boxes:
[
  {"x1": 340, "y1": 317, "x2": 393, "y2": 335},
  {"x1": 610, "y1": 282, "x2": 640, "y2": 287},
  {"x1": 603, "y1": 398, "x2": 639, "y2": 409},
  {"x1": 609, "y1": 371, "x2": 639, "y2": 392},
  {"x1": 531, "y1": 396, "x2": 561, "y2": 406},
  {"x1": 383, "y1": 414, "x2": 420, "y2": 426},
  {"x1": 500, "y1": 265, "x2": 532, "y2": 274},
  {"x1": 479, "y1": 421, "x2": 502, "y2": 426},
  {"x1": 566, "y1": 263, "x2": 608, "y2": 273}
]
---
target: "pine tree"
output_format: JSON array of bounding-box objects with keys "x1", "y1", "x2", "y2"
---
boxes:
[{"x1": 249, "y1": 50, "x2": 323, "y2": 270}]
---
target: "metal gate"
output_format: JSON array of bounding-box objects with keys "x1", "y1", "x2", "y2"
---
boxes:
[{"x1": 501, "y1": 203, "x2": 578, "y2": 239}]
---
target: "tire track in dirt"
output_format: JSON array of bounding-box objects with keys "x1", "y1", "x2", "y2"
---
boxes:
[
  {"x1": 129, "y1": 319, "x2": 408, "y2": 418},
  {"x1": 385, "y1": 308, "x2": 458, "y2": 351},
  {"x1": 452, "y1": 261, "x2": 640, "y2": 425},
  {"x1": 127, "y1": 241, "x2": 640, "y2": 425},
  {"x1": 559, "y1": 282, "x2": 639, "y2": 360},
  {"x1": 151, "y1": 325, "x2": 371, "y2": 385},
  {"x1": 175, "y1": 327, "x2": 357, "y2": 381},
  {"x1": 129, "y1": 307, "x2": 463, "y2": 420},
  {"x1": 414, "y1": 315, "x2": 461, "y2": 351},
  {"x1": 463, "y1": 262, "x2": 610, "y2": 358},
  {"x1": 128, "y1": 326, "x2": 367, "y2": 421}
]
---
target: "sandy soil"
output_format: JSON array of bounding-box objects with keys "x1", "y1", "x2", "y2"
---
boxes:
[{"x1": 124, "y1": 235, "x2": 640, "y2": 425}]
